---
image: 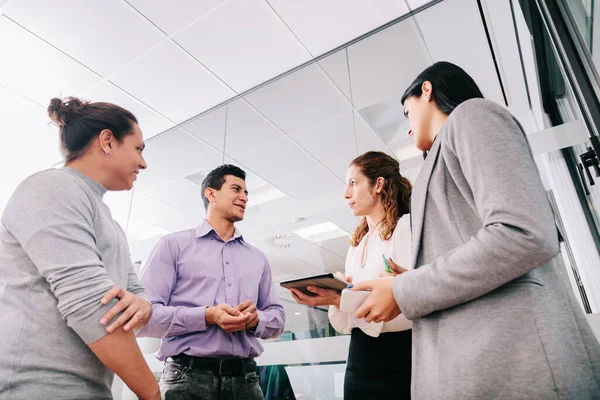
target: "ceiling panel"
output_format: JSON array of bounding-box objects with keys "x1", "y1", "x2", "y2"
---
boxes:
[
  {"x1": 134, "y1": 161, "x2": 181, "y2": 194},
  {"x1": 103, "y1": 190, "x2": 134, "y2": 230},
  {"x1": 80, "y1": 81, "x2": 173, "y2": 140},
  {"x1": 244, "y1": 64, "x2": 351, "y2": 133},
  {"x1": 277, "y1": 238, "x2": 345, "y2": 271},
  {"x1": 4, "y1": 0, "x2": 163, "y2": 76},
  {"x1": 358, "y1": 94, "x2": 410, "y2": 146},
  {"x1": 182, "y1": 106, "x2": 226, "y2": 151},
  {"x1": 267, "y1": 0, "x2": 409, "y2": 56},
  {"x1": 347, "y1": 18, "x2": 431, "y2": 109},
  {"x1": 173, "y1": 0, "x2": 311, "y2": 92},
  {"x1": 269, "y1": 165, "x2": 344, "y2": 202},
  {"x1": 289, "y1": 112, "x2": 356, "y2": 179},
  {"x1": 129, "y1": 192, "x2": 199, "y2": 233},
  {"x1": 320, "y1": 205, "x2": 361, "y2": 235},
  {"x1": 317, "y1": 49, "x2": 352, "y2": 101},
  {"x1": 232, "y1": 136, "x2": 318, "y2": 183},
  {"x1": 244, "y1": 195, "x2": 304, "y2": 226},
  {"x1": 144, "y1": 177, "x2": 206, "y2": 216},
  {"x1": 127, "y1": 0, "x2": 221, "y2": 35},
  {"x1": 224, "y1": 99, "x2": 286, "y2": 159},
  {"x1": 317, "y1": 236, "x2": 350, "y2": 259},
  {"x1": 353, "y1": 110, "x2": 395, "y2": 157},
  {"x1": 143, "y1": 128, "x2": 224, "y2": 176},
  {"x1": 223, "y1": 156, "x2": 270, "y2": 191},
  {"x1": 110, "y1": 41, "x2": 235, "y2": 123},
  {"x1": 0, "y1": 86, "x2": 60, "y2": 211},
  {"x1": 0, "y1": 18, "x2": 100, "y2": 106},
  {"x1": 413, "y1": 0, "x2": 504, "y2": 104}
]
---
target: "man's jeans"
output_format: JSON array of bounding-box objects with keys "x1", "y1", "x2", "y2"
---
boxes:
[{"x1": 160, "y1": 360, "x2": 265, "y2": 400}]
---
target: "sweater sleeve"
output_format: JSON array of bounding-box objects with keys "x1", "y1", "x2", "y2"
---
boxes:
[{"x1": 2, "y1": 170, "x2": 118, "y2": 344}]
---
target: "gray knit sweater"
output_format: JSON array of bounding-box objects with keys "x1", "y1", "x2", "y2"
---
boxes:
[{"x1": 0, "y1": 167, "x2": 146, "y2": 399}]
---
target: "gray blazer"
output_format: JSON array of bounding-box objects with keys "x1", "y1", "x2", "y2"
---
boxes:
[{"x1": 393, "y1": 99, "x2": 600, "y2": 399}]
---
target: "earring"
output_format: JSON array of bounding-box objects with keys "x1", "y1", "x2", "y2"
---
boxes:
[
  {"x1": 105, "y1": 151, "x2": 112, "y2": 156},
  {"x1": 425, "y1": 95, "x2": 430, "y2": 100}
]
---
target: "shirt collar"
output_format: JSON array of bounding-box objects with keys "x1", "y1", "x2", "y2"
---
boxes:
[{"x1": 195, "y1": 219, "x2": 243, "y2": 241}]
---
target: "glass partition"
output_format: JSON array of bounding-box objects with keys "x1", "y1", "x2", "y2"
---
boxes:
[{"x1": 111, "y1": 1, "x2": 600, "y2": 398}]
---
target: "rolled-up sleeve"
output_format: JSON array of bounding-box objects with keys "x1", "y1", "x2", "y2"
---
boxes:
[{"x1": 137, "y1": 236, "x2": 210, "y2": 338}]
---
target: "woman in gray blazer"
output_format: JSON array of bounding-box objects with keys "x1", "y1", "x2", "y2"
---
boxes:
[{"x1": 351, "y1": 61, "x2": 600, "y2": 399}]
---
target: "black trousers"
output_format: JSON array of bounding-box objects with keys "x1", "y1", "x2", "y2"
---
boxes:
[{"x1": 344, "y1": 328, "x2": 412, "y2": 400}]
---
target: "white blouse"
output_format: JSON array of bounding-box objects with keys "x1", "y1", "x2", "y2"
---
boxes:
[{"x1": 328, "y1": 214, "x2": 412, "y2": 336}]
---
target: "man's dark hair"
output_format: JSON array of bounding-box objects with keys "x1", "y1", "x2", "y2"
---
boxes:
[{"x1": 201, "y1": 164, "x2": 246, "y2": 210}]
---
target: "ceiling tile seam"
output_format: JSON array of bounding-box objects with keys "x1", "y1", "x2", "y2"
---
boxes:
[
  {"x1": 225, "y1": 155, "x2": 303, "y2": 203},
  {"x1": 102, "y1": 80, "x2": 176, "y2": 124},
  {"x1": 0, "y1": 0, "x2": 18, "y2": 17},
  {"x1": 121, "y1": 0, "x2": 170, "y2": 36},
  {"x1": 142, "y1": 2, "x2": 440, "y2": 146},
  {"x1": 1, "y1": 15, "x2": 104, "y2": 80},
  {"x1": 349, "y1": 102, "x2": 402, "y2": 164},
  {"x1": 232, "y1": 99, "x2": 346, "y2": 184},
  {"x1": 263, "y1": 0, "x2": 316, "y2": 58},
  {"x1": 0, "y1": 82, "x2": 47, "y2": 109},
  {"x1": 123, "y1": 0, "x2": 237, "y2": 98},
  {"x1": 345, "y1": 48, "x2": 359, "y2": 157},
  {"x1": 158, "y1": 0, "x2": 227, "y2": 39},
  {"x1": 405, "y1": 7, "x2": 434, "y2": 64},
  {"x1": 169, "y1": 36, "x2": 238, "y2": 96},
  {"x1": 121, "y1": 0, "x2": 239, "y2": 98},
  {"x1": 222, "y1": 103, "x2": 228, "y2": 164}
]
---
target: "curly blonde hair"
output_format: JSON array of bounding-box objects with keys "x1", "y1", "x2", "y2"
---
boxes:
[{"x1": 349, "y1": 151, "x2": 412, "y2": 247}]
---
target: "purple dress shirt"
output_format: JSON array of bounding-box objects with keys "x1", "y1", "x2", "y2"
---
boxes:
[{"x1": 137, "y1": 220, "x2": 285, "y2": 360}]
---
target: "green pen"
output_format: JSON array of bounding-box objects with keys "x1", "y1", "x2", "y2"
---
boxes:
[{"x1": 382, "y1": 254, "x2": 392, "y2": 273}]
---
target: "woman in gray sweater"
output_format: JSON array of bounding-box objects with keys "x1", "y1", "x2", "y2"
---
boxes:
[
  {"x1": 0, "y1": 97, "x2": 160, "y2": 399},
  {"x1": 352, "y1": 62, "x2": 600, "y2": 398}
]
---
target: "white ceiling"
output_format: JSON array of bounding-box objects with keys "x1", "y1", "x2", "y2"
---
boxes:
[{"x1": 0, "y1": 0, "x2": 536, "y2": 306}]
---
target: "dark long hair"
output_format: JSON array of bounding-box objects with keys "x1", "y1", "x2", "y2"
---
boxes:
[
  {"x1": 401, "y1": 61, "x2": 484, "y2": 114},
  {"x1": 349, "y1": 151, "x2": 412, "y2": 247}
]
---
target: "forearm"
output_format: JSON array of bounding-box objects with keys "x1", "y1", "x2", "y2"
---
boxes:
[
  {"x1": 137, "y1": 303, "x2": 208, "y2": 338},
  {"x1": 394, "y1": 223, "x2": 559, "y2": 320},
  {"x1": 89, "y1": 329, "x2": 159, "y2": 400}
]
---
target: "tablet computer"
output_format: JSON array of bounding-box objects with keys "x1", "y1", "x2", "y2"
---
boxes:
[{"x1": 280, "y1": 273, "x2": 349, "y2": 296}]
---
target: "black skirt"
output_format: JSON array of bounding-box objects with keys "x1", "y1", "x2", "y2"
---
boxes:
[{"x1": 344, "y1": 328, "x2": 412, "y2": 400}]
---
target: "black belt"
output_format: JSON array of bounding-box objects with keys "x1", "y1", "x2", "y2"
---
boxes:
[{"x1": 169, "y1": 354, "x2": 257, "y2": 376}]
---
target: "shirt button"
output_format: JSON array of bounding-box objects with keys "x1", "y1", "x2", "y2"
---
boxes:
[
  {"x1": 228, "y1": 283, "x2": 232, "y2": 287},
  {"x1": 226, "y1": 261, "x2": 229, "y2": 265}
]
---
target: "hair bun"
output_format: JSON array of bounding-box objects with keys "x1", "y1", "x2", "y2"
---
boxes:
[{"x1": 47, "y1": 96, "x2": 89, "y2": 127}]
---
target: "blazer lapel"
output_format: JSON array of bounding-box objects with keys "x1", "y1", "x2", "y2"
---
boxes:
[{"x1": 410, "y1": 136, "x2": 442, "y2": 269}]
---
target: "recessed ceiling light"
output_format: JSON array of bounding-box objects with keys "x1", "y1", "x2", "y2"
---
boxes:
[
  {"x1": 293, "y1": 222, "x2": 349, "y2": 243},
  {"x1": 294, "y1": 312, "x2": 301, "y2": 316},
  {"x1": 247, "y1": 185, "x2": 286, "y2": 208}
]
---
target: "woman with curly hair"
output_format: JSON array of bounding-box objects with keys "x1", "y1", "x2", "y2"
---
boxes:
[{"x1": 291, "y1": 151, "x2": 413, "y2": 399}]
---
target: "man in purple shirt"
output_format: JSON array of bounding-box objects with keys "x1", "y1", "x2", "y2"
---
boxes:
[{"x1": 137, "y1": 164, "x2": 285, "y2": 400}]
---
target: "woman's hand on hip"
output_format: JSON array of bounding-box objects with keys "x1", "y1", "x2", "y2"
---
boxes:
[
  {"x1": 290, "y1": 286, "x2": 342, "y2": 308},
  {"x1": 351, "y1": 276, "x2": 401, "y2": 323}
]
